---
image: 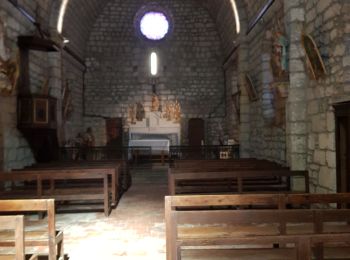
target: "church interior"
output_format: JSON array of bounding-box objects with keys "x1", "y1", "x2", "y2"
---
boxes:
[{"x1": 0, "y1": 0, "x2": 350, "y2": 259}]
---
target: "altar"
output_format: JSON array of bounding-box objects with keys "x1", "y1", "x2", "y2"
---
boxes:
[
  {"x1": 128, "y1": 139, "x2": 170, "y2": 155},
  {"x1": 128, "y1": 111, "x2": 180, "y2": 163}
]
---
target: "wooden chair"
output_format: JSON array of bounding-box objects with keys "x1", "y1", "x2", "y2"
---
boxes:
[{"x1": 0, "y1": 199, "x2": 64, "y2": 260}]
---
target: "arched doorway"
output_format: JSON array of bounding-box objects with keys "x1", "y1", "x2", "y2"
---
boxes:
[
  {"x1": 334, "y1": 102, "x2": 350, "y2": 192},
  {"x1": 0, "y1": 100, "x2": 3, "y2": 170}
]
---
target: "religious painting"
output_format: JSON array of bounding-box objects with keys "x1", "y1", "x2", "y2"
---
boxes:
[
  {"x1": 301, "y1": 33, "x2": 327, "y2": 80},
  {"x1": 244, "y1": 74, "x2": 258, "y2": 101},
  {"x1": 33, "y1": 98, "x2": 48, "y2": 124}
]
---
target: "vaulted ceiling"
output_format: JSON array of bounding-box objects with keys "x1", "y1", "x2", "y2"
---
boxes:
[
  {"x1": 12, "y1": 0, "x2": 266, "y2": 61},
  {"x1": 59, "y1": 0, "x2": 250, "y2": 60}
]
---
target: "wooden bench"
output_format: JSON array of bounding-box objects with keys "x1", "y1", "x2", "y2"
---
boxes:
[
  {"x1": 168, "y1": 169, "x2": 309, "y2": 195},
  {"x1": 17, "y1": 166, "x2": 119, "y2": 206},
  {"x1": 0, "y1": 199, "x2": 63, "y2": 260},
  {"x1": 0, "y1": 169, "x2": 112, "y2": 217},
  {"x1": 165, "y1": 193, "x2": 350, "y2": 260},
  {"x1": 27, "y1": 159, "x2": 131, "y2": 192}
]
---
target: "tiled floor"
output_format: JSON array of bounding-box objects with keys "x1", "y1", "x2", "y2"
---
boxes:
[{"x1": 56, "y1": 165, "x2": 167, "y2": 260}]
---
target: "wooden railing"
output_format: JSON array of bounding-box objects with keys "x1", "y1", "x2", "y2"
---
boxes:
[
  {"x1": 169, "y1": 145, "x2": 239, "y2": 161},
  {"x1": 59, "y1": 146, "x2": 151, "y2": 163},
  {"x1": 59, "y1": 144, "x2": 240, "y2": 164}
]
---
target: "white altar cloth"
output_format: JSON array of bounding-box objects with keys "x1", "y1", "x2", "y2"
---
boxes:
[{"x1": 128, "y1": 139, "x2": 170, "y2": 155}]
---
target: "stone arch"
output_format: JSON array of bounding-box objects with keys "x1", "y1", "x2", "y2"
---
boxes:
[{"x1": 49, "y1": 0, "x2": 61, "y2": 35}]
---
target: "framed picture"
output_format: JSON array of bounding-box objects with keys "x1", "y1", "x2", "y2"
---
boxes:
[
  {"x1": 33, "y1": 98, "x2": 48, "y2": 124},
  {"x1": 301, "y1": 33, "x2": 327, "y2": 80},
  {"x1": 245, "y1": 73, "x2": 258, "y2": 101}
]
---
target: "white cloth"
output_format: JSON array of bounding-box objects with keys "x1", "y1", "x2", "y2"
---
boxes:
[{"x1": 128, "y1": 139, "x2": 170, "y2": 155}]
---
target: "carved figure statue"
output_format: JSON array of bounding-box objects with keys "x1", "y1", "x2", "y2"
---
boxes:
[
  {"x1": 0, "y1": 18, "x2": 19, "y2": 95},
  {"x1": 136, "y1": 102, "x2": 145, "y2": 121},
  {"x1": 83, "y1": 127, "x2": 95, "y2": 147},
  {"x1": 151, "y1": 94, "x2": 160, "y2": 112},
  {"x1": 128, "y1": 104, "x2": 136, "y2": 124},
  {"x1": 163, "y1": 101, "x2": 170, "y2": 121},
  {"x1": 270, "y1": 19, "x2": 288, "y2": 80},
  {"x1": 174, "y1": 99, "x2": 181, "y2": 123}
]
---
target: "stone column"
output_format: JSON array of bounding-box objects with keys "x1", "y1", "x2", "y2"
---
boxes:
[
  {"x1": 261, "y1": 53, "x2": 275, "y2": 124},
  {"x1": 284, "y1": 0, "x2": 308, "y2": 189},
  {"x1": 237, "y1": 3, "x2": 250, "y2": 158}
]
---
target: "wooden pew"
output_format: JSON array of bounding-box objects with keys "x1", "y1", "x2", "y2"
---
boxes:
[
  {"x1": 26, "y1": 159, "x2": 131, "y2": 192},
  {"x1": 168, "y1": 169, "x2": 309, "y2": 195},
  {"x1": 16, "y1": 166, "x2": 119, "y2": 206},
  {"x1": 0, "y1": 199, "x2": 63, "y2": 260},
  {"x1": 0, "y1": 169, "x2": 112, "y2": 217},
  {"x1": 165, "y1": 193, "x2": 350, "y2": 260}
]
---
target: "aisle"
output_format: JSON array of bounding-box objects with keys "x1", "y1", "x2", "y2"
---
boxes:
[{"x1": 57, "y1": 165, "x2": 167, "y2": 260}]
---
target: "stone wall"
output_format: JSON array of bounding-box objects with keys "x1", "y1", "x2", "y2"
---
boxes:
[
  {"x1": 0, "y1": 1, "x2": 83, "y2": 169},
  {"x1": 61, "y1": 53, "x2": 85, "y2": 142},
  {"x1": 303, "y1": 0, "x2": 350, "y2": 193},
  {"x1": 84, "y1": 0, "x2": 225, "y2": 145},
  {"x1": 239, "y1": 0, "x2": 287, "y2": 163},
  {"x1": 224, "y1": 61, "x2": 240, "y2": 142},
  {"x1": 0, "y1": 1, "x2": 41, "y2": 170},
  {"x1": 284, "y1": 0, "x2": 308, "y2": 193}
]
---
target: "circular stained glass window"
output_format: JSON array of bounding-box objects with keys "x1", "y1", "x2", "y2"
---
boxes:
[{"x1": 140, "y1": 12, "x2": 169, "y2": 40}]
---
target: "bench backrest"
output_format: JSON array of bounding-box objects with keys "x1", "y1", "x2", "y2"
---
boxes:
[
  {"x1": 168, "y1": 169, "x2": 309, "y2": 194},
  {"x1": 166, "y1": 193, "x2": 350, "y2": 209},
  {"x1": 165, "y1": 193, "x2": 350, "y2": 259},
  {"x1": 0, "y1": 215, "x2": 25, "y2": 260}
]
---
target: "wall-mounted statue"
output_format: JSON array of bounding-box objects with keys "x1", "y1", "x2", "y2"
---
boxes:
[
  {"x1": 162, "y1": 100, "x2": 181, "y2": 123},
  {"x1": 174, "y1": 99, "x2": 181, "y2": 123},
  {"x1": 0, "y1": 18, "x2": 19, "y2": 96},
  {"x1": 163, "y1": 101, "x2": 173, "y2": 121},
  {"x1": 270, "y1": 19, "x2": 289, "y2": 81},
  {"x1": 151, "y1": 93, "x2": 160, "y2": 112},
  {"x1": 128, "y1": 104, "x2": 136, "y2": 124},
  {"x1": 136, "y1": 102, "x2": 145, "y2": 121}
]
